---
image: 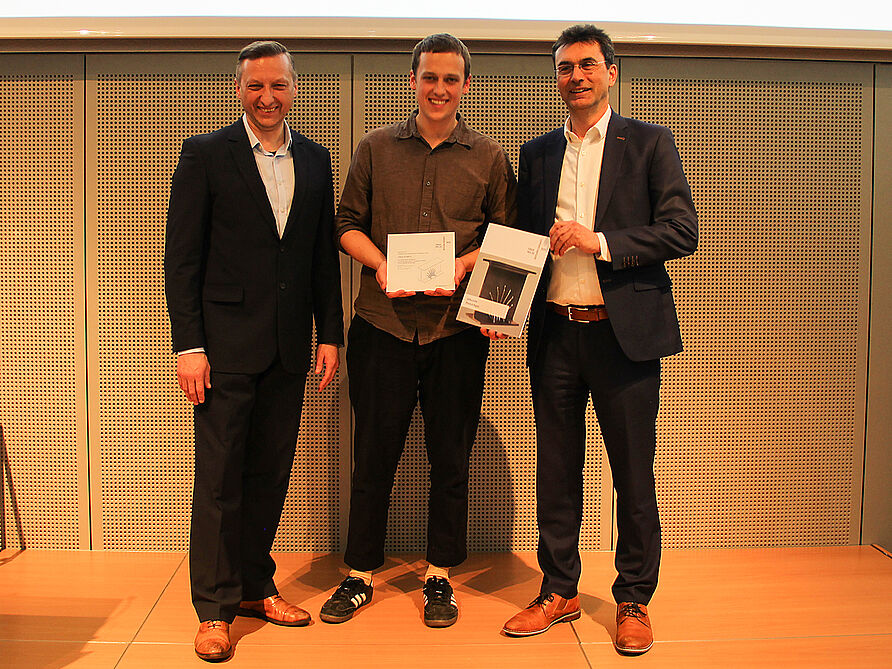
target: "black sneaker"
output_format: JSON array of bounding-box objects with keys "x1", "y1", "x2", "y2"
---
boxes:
[
  {"x1": 319, "y1": 576, "x2": 373, "y2": 623},
  {"x1": 422, "y1": 576, "x2": 458, "y2": 628}
]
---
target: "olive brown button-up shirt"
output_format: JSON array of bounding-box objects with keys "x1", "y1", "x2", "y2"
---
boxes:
[{"x1": 336, "y1": 111, "x2": 517, "y2": 344}]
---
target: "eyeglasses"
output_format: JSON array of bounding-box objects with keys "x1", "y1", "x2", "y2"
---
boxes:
[{"x1": 555, "y1": 59, "x2": 607, "y2": 78}]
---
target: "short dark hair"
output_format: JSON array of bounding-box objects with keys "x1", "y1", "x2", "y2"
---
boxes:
[
  {"x1": 552, "y1": 24, "x2": 615, "y2": 67},
  {"x1": 236, "y1": 40, "x2": 296, "y2": 83},
  {"x1": 411, "y1": 33, "x2": 472, "y2": 81}
]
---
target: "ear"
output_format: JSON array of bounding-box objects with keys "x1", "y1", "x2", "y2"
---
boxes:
[
  {"x1": 607, "y1": 63, "x2": 618, "y2": 87},
  {"x1": 462, "y1": 73, "x2": 471, "y2": 94},
  {"x1": 409, "y1": 69, "x2": 417, "y2": 90}
]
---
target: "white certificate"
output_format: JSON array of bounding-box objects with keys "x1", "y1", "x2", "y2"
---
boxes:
[{"x1": 386, "y1": 232, "x2": 455, "y2": 292}]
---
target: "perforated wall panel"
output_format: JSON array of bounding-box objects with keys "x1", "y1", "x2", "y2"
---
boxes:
[
  {"x1": 0, "y1": 56, "x2": 85, "y2": 549},
  {"x1": 621, "y1": 59, "x2": 870, "y2": 547},
  {"x1": 356, "y1": 56, "x2": 609, "y2": 552},
  {"x1": 88, "y1": 54, "x2": 350, "y2": 550}
]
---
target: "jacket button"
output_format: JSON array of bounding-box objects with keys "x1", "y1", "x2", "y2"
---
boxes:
[{"x1": 279, "y1": 282, "x2": 286, "y2": 290}]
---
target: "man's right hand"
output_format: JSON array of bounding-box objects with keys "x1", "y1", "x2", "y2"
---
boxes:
[
  {"x1": 177, "y1": 352, "x2": 211, "y2": 405},
  {"x1": 376, "y1": 260, "x2": 416, "y2": 298}
]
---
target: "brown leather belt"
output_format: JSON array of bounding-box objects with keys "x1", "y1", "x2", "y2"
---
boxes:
[{"x1": 549, "y1": 303, "x2": 609, "y2": 322}]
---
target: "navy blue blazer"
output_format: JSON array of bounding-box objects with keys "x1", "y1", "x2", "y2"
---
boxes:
[
  {"x1": 164, "y1": 120, "x2": 344, "y2": 375},
  {"x1": 519, "y1": 112, "x2": 698, "y2": 364}
]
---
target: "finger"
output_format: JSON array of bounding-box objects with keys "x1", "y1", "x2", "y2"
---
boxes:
[
  {"x1": 185, "y1": 379, "x2": 198, "y2": 405},
  {"x1": 319, "y1": 364, "x2": 335, "y2": 391},
  {"x1": 195, "y1": 378, "x2": 206, "y2": 404}
]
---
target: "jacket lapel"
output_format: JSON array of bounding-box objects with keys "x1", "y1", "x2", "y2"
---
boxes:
[
  {"x1": 281, "y1": 130, "x2": 307, "y2": 241},
  {"x1": 542, "y1": 129, "x2": 566, "y2": 235},
  {"x1": 594, "y1": 113, "x2": 628, "y2": 231},
  {"x1": 225, "y1": 120, "x2": 278, "y2": 237}
]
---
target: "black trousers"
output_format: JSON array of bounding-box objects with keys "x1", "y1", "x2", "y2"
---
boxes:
[
  {"x1": 344, "y1": 316, "x2": 489, "y2": 571},
  {"x1": 190, "y1": 355, "x2": 306, "y2": 622},
  {"x1": 531, "y1": 311, "x2": 662, "y2": 604}
]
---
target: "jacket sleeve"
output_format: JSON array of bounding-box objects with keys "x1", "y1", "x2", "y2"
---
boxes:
[
  {"x1": 164, "y1": 137, "x2": 210, "y2": 353},
  {"x1": 602, "y1": 126, "x2": 698, "y2": 270},
  {"x1": 311, "y1": 149, "x2": 345, "y2": 347}
]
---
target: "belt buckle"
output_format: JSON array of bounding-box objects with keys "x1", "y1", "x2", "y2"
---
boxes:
[{"x1": 567, "y1": 306, "x2": 584, "y2": 322}]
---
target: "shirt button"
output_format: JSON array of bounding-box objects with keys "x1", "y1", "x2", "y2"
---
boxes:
[
  {"x1": 423, "y1": 212, "x2": 429, "y2": 217},
  {"x1": 279, "y1": 282, "x2": 286, "y2": 290},
  {"x1": 426, "y1": 181, "x2": 431, "y2": 186}
]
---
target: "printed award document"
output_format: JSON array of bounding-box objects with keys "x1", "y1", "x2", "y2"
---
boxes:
[
  {"x1": 386, "y1": 231, "x2": 456, "y2": 293},
  {"x1": 457, "y1": 223, "x2": 550, "y2": 337}
]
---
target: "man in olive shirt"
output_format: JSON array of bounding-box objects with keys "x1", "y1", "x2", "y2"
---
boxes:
[{"x1": 320, "y1": 33, "x2": 516, "y2": 629}]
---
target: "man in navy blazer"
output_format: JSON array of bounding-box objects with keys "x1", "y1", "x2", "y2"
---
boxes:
[
  {"x1": 497, "y1": 25, "x2": 697, "y2": 653},
  {"x1": 164, "y1": 41, "x2": 343, "y2": 662}
]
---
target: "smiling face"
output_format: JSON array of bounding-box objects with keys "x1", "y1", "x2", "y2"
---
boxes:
[
  {"x1": 236, "y1": 53, "x2": 297, "y2": 140},
  {"x1": 410, "y1": 50, "x2": 470, "y2": 132},
  {"x1": 554, "y1": 41, "x2": 617, "y2": 123}
]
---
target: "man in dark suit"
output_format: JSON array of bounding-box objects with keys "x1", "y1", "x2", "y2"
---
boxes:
[
  {"x1": 496, "y1": 25, "x2": 697, "y2": 654},
  {"x1": 164, "y1": 40, "x2": 343, "y2": 662}
]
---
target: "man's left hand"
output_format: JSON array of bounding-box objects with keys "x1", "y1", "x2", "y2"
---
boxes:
[
  {"x1": 314, "y1": 343, "x2": 340, "y2": 391},
  {"x1": 423, "y1": 257, "x2": 467, "y2": 297},
  {"x1": 549, "y1": 220, "x2": 600, "y2": 257}
]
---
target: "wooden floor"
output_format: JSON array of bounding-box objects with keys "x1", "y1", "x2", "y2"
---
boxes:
[{"x1": 0, "y1": 546, "x2": 890, "y2": 668}]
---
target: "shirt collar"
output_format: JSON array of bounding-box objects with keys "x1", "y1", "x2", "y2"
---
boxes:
[
  {"x1": 564, "y1": 106, "x2": 612, "y2": 143},
  {"x1": 242, "y1": 113, "x2": 292, "y2": 155},
  {"x1": 397, "y1": 110, "x2": 473, "y2": 148}
]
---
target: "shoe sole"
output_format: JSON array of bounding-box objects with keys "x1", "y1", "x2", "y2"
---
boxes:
[
  {"x1": 502, "y1": 610, "x2": 581, "y2": 637},
  {"x1": 237, "y1": 607, "x2": 310, "y2": 627},
  {"x1": 424, "y1": 613, "x2": 458, "y2": 628},
  {"x1": 614, "y1": 640, "x2": 654, "y2": 655},
  {"x1": 319, "y1": 611, "x2": 354, "y2": 624}
]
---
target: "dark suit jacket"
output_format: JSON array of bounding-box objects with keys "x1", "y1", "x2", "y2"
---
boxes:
[
  {"x1": 520, "y1": 112, "x2": 698, "y2": 365},
  {"x1": 164, "y1": 120, "x2": 343, "y2": 375}
]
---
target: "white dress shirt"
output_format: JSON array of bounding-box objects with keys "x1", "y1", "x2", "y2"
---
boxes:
[
  {"x1": 547, "y1": 106, "x2": 613, "y2": 307},
  {"x1": 243, "y1": 114, "x2": 295, "y2": 239}
]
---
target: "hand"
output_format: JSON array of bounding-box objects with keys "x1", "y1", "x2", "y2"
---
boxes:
[
  {"x1": 480, "y1": 327, "x2": 509, "y2": 340},
  {"x1": 314, "y1": 343, "x2": 340, "y2": 391},
  {"x1": 177, "y1": 352, "x2": 211, "y2": 405},
  {"x1": 423, "y1": 257, "x2": 466, "y2": 297},
  {"x1": 376, "y1": 260, "x2": 416, "y2": 298},
  {"x1": 549, "y1": 220, "x2": 600, "y2": 257}
]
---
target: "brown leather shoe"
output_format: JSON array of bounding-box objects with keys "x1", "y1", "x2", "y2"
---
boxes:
[
  {"x1": 238, "y1": 594, "x2": 311, "y2": 627},
  {"x1": 194, "y1": 620, "x2": 232, "y2": 662},
  {"x1": 502, "y1": 592, "x2": 581, "y2": 636},
  {"x1": 615, "y1": 602, "x2": 653, "y2": 655}
]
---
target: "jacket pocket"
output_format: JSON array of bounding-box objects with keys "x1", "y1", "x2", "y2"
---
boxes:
[
  {"x1": 203, "y1": 283, "x2": 244, "y2": 303},
  {"x1": 632, "y1": 269, "x2": 672, "y2": 292}
]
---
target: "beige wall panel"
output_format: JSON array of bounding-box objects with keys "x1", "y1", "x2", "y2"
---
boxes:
[
  {"x1": 620, "y1": 58, "x2": 871, "y2": 547},
  {"x1": 86, "y1": 53, "x2": 351, "y2": 550},
  {"x1": 864, "y1": 63, "x2": 892, "y2": 550},
  {"x1": 0, "y1": 54, "x2": 88, "y2": 549},
  {"x1": 352, "y1": 54, "x2": 612, "y2": 551}
]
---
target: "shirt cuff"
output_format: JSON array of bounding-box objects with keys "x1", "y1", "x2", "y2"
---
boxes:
[
  {"x1": 177, "y1": 348, "x2": 205, "y2": 355},
  {"x1": 595, "y1": 232, "x2": 611, "y2": 262}
]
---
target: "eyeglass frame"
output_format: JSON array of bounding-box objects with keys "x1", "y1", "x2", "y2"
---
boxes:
[{"x1": 554, "y1": 59, "x2": 609, "y2": 78}]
